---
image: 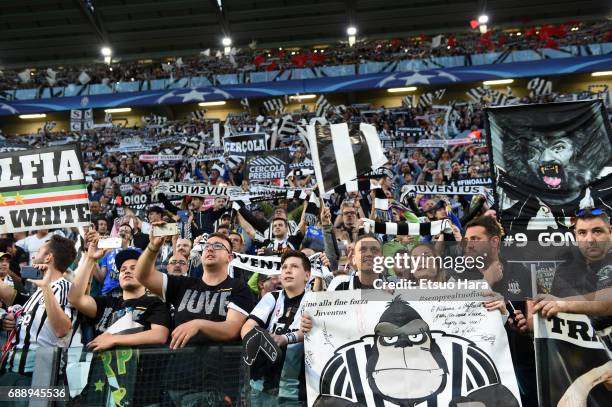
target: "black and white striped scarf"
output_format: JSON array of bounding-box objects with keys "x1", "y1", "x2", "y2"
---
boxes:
[{"x1": 361, "y1": 218, "x2": 452, "y2": 236}]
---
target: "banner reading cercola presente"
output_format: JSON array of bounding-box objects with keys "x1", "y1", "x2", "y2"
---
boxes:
[
  {"x1": 244, "y1": 148, "x2": 290, "y2": 181},
  {"x1": 534, "y1": 313, "x2": 612, "y2": 407},
  {"x1": 486, "y1": 100, "x2": 612, "y2": 241},
  {"x1": 0, "y1": 144, "x2": 90, "y2": 233},
  {"x1": 154, "y1": 182, "x2": 244, "y2": 198},
  {"x1": 303, "y1": 291, "x2": 521, "y2": 406}
]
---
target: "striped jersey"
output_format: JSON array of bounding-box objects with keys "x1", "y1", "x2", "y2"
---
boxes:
[{"x1": 6, "y1": 277, "x2": 74, "y2": 373}]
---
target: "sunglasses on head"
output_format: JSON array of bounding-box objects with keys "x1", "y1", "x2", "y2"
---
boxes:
[{"x1": 575, "y1": 208, "x2": 606, "y2": 217}]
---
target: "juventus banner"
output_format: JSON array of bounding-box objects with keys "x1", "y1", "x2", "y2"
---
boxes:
[
  {"x1": 486, "y1": 101, "x2": 612, "y2": 241},
  {"x1": 534, "y1": 313, "x2": 612, "y2": 407},
  {"x1": 304, "y1": 291, "x2": 521, "y2": 406},
  {"x1": 244, "y1": 148, "x2": 290, "y2": 181},
  {"x1": 308, "y1": 122, "x2": 387, "y2": 193}
]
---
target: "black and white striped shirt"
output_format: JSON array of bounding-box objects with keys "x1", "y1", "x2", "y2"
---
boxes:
[{"x1": 6, "y1": 277, "x2": 74, "y2": 374}]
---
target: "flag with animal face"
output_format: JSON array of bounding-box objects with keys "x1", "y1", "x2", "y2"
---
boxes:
[{"x1": 486, "y1": 100, "x2": 612, "y2": 241}]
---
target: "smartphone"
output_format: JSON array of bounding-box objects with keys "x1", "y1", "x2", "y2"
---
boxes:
[
  {"x1": 153, "y1": 223, "x2": 179, "y2": 237},
  {"x1": 98, "y1": 237, "x2": 122, "y2": 249},
  {"x1": 178, "y1": 210, "x2": 189, "y2": 222},
  {"x1": 21, "y1": 266, "x2": 43, "y2": 280}
]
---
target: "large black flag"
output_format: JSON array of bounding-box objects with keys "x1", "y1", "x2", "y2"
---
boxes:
[{"x1": 486, "y1": 100, "x2": 612, "y2": 242}]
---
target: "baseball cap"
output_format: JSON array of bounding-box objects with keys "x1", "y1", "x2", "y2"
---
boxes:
[
  {"x1": 115, "y1": 248, "x2": 142, "y2": 271},
  {"x1": 0, "y1": 252, "x2": 11, "y2": 260}
]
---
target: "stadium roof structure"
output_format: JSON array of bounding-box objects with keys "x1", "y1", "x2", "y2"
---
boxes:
[{"x1": 0, "y1": 0, "x2": 607, "y2": 67}]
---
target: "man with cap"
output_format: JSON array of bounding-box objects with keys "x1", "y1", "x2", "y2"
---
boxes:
[
  {"x1": 68, "y1": 231, "x2": 171, "y2": 406},
  {"x1": 68, "y1": 231, "x2": 171, "y2": 346},
  {"x1": 98, "y1": 224, "x2": 141, "y2": 297}
]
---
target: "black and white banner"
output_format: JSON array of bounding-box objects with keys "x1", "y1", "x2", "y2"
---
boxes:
[
  {"x1": 304, "y1": 291, "x2": 521, "y2": 406},
  {"x1": 0, "y1": 144, "x2": 90, "y2": 233},
  {"x1": 401, "y1": 184, "x2": 488, "y2": 196},
  {"x1": 230, "y1": 252, "x2": 331, "y2": 278},
  {"x1": 308, "y1": 122, "x2": 387, "y2": 193},
  {"x1": 70, "y1": 109, "x2": 94, "y2": 132},
  {"x1": 487, "y1": 100, "x2": 612, "y2": 241},
  {"x1": 154, "y1": 183, "x2": 244, "y2": 198},
  {"x1": 535, "y1": 313, "x2": 611, "y2": 407},
  {"x1": 224, "y1": 133, "x2": 267, "y2": 155},
  {"x1": 244, "y1": 148, "x2": 290, "y2": 181},
  {"x1": 453, "y1": 177, "x2": 493, "y2": 187}
]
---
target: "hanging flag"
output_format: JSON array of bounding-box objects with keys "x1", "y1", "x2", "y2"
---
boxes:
[
  {"x1": 44, "y1": 121, "x2": 56, "y2": 132},
  {"x1": 417, "y1": 93, "x2": 434, "y2": 108},
  {"x1": 527, "y1": 77, "x2": 553, "y2": 97},
  {"x1": 433, "y1": 89, "x2": 446, "y2": 100},
  {"x1": 278, "y1": 115, "x2": 298, "y2": 140},
  {"x1": 431, "y1": 34, "x2": 443, "y2": 48},
  {"x1": 46, "y1": 68, "x2": 57, "y2": 86},
  {"x1": 142, "y1": 114, "x2": 168, "y2": 126},
  {"x1": 401, "y1": 95, "x2": 413, "y2": 108},
  {"x1": 263, "y1": 99, "x2": 285, "y2": 114},
  {"x1": 315, "y1": 95, "x2": 332, "y2": 117},
  {"x1": 466, "y1": 86, "x2": 490, "y2": 103},
  {"x1": 240, "y1": 98, "x2": 250, "y2": 110},
  {"x1": 17, "y1": 69, "x2": 31, "y2": 83},
  {"x1": 70, "y1": 109, "x2": 93, "y2": 132},
  {"x1": 78, "y1": 71, "x2": 91, "y2": 85},
  {"x1": 191, "y1": 110, "x2": 206, "y2": 122},
  {"x1": 307, "y1": 122, "x2": 387, "y2": 192}
]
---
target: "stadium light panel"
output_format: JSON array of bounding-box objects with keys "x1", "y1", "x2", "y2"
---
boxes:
[
  {"x1": 289, "y1": 94, "x2": 317, "y2": 100},
  {"x1": 104, "y1": 108, "x2": 132, "y2": 113},
  {"x1": 591, "y1": 71, "x2": 612, "y2": 77},
  {"x1": 347, "y1": 26, "x2": 357, "y2": 36},
  {"x1": 222, "y1": 37, "x2": 232, "y2": 47},
  {"x1": 478, "y1": 15, "x2": 489, "y2": 24},
  {"x1": 19, "y1": 114, "x2": 46, "y2": 119},
  {"x1": 199, "y1": 101, "x2": 226, "y2": 107},
  {"x1": 483, "y1": 79, "x2": 514, "y2": 85},
  {"x1": 101, "y1": 46, "x2": 112, "y2": 57},
  {"x1": 387, "y1": 87, "x2": 417, "y2": 93}
]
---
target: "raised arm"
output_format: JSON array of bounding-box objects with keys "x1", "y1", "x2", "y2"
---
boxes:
[
  {"x1": 134, "y1": 222, "x2": 166, "y2": 297},
  {"x1": 68, "y1": 232, "x2": 107, "y2": 319}
]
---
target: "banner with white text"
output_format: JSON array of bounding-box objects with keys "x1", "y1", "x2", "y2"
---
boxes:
[{"x1": 0, "y1": 144, "x2": 90, "y2": 233}]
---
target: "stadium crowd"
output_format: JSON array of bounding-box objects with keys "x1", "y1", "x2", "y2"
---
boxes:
[
  {"x1": 0, "y1": 89, "x2": 609, "y2": 407},
  {"x1": 0, "y1": 20, "x2": 610, "y2": 92}
]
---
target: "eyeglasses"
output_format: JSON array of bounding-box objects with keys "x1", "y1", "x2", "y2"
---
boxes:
[
  {"x1": 168, "y1": 260, "x2": 187, "y2": 266},
  {"x1": 575, "y1": 208, "x2": 606, "y2": 217},
  {"x1": 343, "y1": 211, "x2": 356, "y2": 216},
  {"x1": 202, "y1": 243, "x2": 230, "y2": 253}
]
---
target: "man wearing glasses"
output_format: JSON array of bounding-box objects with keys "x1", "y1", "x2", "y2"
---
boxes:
[
  {"x1": 135, "y1": 229, "x2": 255, "y2": 348},
  {"x1": 135, "y1": 228, "x2": 256, "y2": 405},
  {"x1": 333, "y1": 200, "x2": 362, "y2": 244},
  {"x1": 535, "y1": 207, "x2": 612, "y2": 318},
  {"x1": 166, "y1": 253, "x2": 189, "y2": 276}
]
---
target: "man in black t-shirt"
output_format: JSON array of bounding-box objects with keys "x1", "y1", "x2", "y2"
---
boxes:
[
  {"x1": 67, "y1": 233, "x2": 172, "y2": 406},
  {"x1": 135, "y1": 226, "x2": 255, "y2": 346},
  {"x1": 69, "y1": 233, "x2": 171, "y2": 346},
  {"x1": 136, "y1": 226, "x2": 255, "y2": 405}
]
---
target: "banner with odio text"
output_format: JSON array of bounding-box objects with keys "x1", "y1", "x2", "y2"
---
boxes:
[
  {"x1": 303, "y1": 291, "x2": 521, "y2": 406},
  {"x1": 0, "y1": 144, "x2": 90, "y2": 233}
]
